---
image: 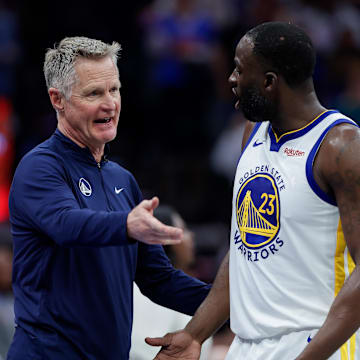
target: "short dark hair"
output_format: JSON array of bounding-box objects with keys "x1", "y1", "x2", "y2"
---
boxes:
[{"x1": 246, "y1": 21, "x2": 316, "y2": 87}]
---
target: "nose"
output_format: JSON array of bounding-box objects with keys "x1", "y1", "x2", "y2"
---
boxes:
[
  {"x1": 228, "y1": 70, "x2": 237, "y2": 86},
  {"x1": 102, "y1": 93, "x2": 118, "y2": 112}
]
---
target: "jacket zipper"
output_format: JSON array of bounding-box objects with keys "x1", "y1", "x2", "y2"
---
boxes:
[{"x1": 97, "y1": 161, "x2": 114, "y2": 211}]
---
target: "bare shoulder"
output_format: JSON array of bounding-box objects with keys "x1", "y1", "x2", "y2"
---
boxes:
[
  {"x1": 317, "y1": 122, "x2": 360, "y2": 258},
  {"x1": 322, "y1": 122, "x2": 360, "y2": 155},
  {"x1": 241, "y1": 121, "x2": 256, "y2": 151},
  {"x1": 318, "y1": 123, "x2": 360, "y2": 188}
]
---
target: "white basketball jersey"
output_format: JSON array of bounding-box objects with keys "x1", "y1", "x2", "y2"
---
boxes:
[{"x1": 229, "y1": 110, "x2": 358, "y2": 348}]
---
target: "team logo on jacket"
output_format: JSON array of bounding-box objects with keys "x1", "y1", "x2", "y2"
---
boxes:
[
  {"x1": 79, "y1": 178, "x2": 92, "y2": 196},
  {"x1": 235, "y1": 171, "x2": 284, "y2": 261}
]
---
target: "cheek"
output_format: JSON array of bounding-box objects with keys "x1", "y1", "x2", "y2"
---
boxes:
[
  {"x1": 85, "y1": 103, "x2": 99, "y2": 114},
  {"x1": 82, "y1": 104, "x2": 101, "y2": 124},
  {"x1": 70, "y1": 104, "x2": 93, "y2": 120}
]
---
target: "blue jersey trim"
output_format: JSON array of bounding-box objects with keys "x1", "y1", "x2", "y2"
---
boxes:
[
  {"x1": 236, "y1": 122, "x2": 262, "y2": 165},
  {"x1": 306, "y1": 119, "x2": 358, "y2": 206},
  {"x1": 269, "y1": 110, "x2": 339, "y2": 152}
]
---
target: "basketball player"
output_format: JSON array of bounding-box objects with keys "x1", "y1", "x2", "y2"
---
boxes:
[{"x1": 146, "y1": 22, "x2": 360, "y2": 359}]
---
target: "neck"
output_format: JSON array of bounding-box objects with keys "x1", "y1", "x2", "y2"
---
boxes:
[
  {"x1": 271, "y1": 80, "x2": 326, "y2": 136},
  {"x1": 57, "y1": 123, "x2": 104, "y2": 163}
]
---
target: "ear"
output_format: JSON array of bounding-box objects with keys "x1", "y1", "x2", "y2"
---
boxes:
[
  {"x1": 264, "y1": 72, "x2": 278, "y2": 92},
  {"x1": 48, "y1": 88, "x2": 65, "y2": 113}
]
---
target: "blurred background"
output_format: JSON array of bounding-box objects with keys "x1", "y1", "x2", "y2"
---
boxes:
[{"x1": 1, "y1": 0, "x2": 360, "y2": 358}]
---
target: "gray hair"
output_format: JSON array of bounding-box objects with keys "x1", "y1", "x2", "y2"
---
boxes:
[{"x1": 44, "y1": 36, "x2": 121, "y2": 99}]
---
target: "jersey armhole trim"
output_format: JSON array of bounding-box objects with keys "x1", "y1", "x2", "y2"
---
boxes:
[
  {"x1": 306, "y1": 119, "x2": 358, "y2": 206},
  {"x1": 236, "y1": 122, "x2": 262, "y2": 166}
]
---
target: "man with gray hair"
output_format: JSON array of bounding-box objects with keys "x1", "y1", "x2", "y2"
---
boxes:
[{"x1": 7, "y1": 37, "x2": 210, "y2": 359}]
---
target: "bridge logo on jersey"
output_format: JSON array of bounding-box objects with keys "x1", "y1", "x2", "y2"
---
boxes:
[
  {"x1": 79, "y1": 178, "x2": 92, "y2": 196},
  {"x1": 236, "y1": 173, "x2": 280, "y2": 249}
]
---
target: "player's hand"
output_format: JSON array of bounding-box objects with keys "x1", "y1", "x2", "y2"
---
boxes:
[
  {"x1": 146, "y1": 330, "x2": 201, "y2": 359},
  {"x1": 127, "y1": 197, "x2": 183, "y2": 245}
]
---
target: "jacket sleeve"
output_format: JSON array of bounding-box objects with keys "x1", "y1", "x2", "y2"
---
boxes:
[
  {"x1": 9, "y1": 151, "x2": 131, "y2": 247},
  {"x1": 135, "y1": 242, "x2": 211, "y2": 315}
]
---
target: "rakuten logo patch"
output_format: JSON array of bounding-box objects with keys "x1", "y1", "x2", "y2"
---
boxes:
[{"x1": 284, "y1": 147, "x2": 305, "y2": 157}]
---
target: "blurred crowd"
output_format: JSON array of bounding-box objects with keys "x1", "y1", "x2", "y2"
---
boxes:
[{"x1": 1, "y1": 0, "x2": 360, "y2": 357}]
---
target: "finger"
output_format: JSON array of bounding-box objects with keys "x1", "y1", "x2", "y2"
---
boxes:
[
  {"x1": 152, "y1": 223, "x2": 183, "y2": 240},
  {"x1": 140, "y1": 199, "x2": 154, "y2": 211},
  {"x1": 161, "y1": 238, "x2": 182, "y2": 246},
  {"x1": 145, "y1": 336, "x2": 170, "y2": 347},
  {"x1": 151, "y1": 196, "x2": 160, "y2": 211},
  {"x1": 142, "y1": 197, "x2": 159, "y2": 212},
  {"x1": 149, "y1": 217, "x2": 183, "y2": 238}
]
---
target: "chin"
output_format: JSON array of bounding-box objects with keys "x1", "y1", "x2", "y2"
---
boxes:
[
  {"x1": 103, "y1": 135, "x2": 117, "y2": 144},
  {"x1": 99, "y1": 129, "x2": 117, "y2": 144}
]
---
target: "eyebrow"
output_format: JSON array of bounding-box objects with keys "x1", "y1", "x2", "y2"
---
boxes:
[{"x1": 84, "y1": 80, "x2": 121, "y2": 91}]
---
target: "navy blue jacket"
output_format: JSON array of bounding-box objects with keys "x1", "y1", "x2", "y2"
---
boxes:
[{"x1": 8, "y1": 130, "x2": 210, "y2": 359}]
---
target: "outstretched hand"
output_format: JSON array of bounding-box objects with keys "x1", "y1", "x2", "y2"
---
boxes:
[
  {"x1": 127, "y1": 197, "x2": 183, "y2": 245},
  {"x1": 146, "y1": 330, "x2": 201, "y2": 360}
]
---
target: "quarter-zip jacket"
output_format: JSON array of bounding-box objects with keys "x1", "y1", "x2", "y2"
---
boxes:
[{"x1": 8, "y1": 130, "x2": 210, "y2": 359}]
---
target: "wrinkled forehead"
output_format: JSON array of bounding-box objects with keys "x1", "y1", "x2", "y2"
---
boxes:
[
  {"x1": 73, "y1": 56, "x2": 120, "y2": 86},
  {"x1": 74, "y1": 56, "x2": 119, "y2": 74}
]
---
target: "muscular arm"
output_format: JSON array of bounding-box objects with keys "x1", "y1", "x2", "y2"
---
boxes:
[
  {"x1": 184, "y1": 252, "x2": 230, "y2": 343},
  {"x1": 296, "y1": 123, "x2": 360, "y2": 359},
  {"x1": 173, "y1": 122, "x2": 256, "y2": 341}
]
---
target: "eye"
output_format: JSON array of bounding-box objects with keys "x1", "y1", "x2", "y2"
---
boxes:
[
  {"x1": 89, "y1": 90, "x2": 99, "y2": 96},
  {"x1": 110, "y1": 87, "x2": 119, "y2": 93}
]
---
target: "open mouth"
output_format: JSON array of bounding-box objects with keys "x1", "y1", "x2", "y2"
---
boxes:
[
  {"x1": 94, "y1": 117, "x2": 112, "y2": 124},
  {"x1": 232, "y1": 88, "x2": 240, "y2": 110}
]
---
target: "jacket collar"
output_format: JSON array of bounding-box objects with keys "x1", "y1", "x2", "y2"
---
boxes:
[{"x1": 53, "y1": 129, "x2": 110, "y2": 166}]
